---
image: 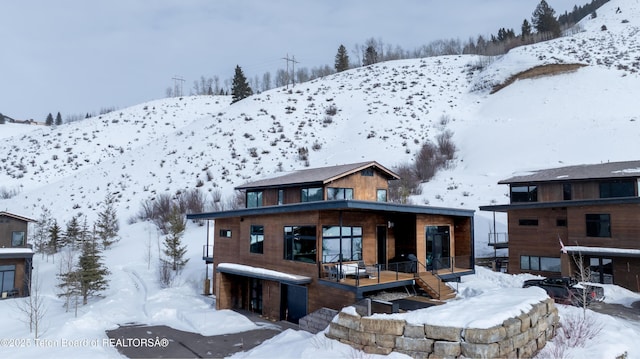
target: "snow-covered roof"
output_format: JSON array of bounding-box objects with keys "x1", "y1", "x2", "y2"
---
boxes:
[
  {"x1": 0, "y1": 211, "x2": 36, "y2": 223},
  {"x1": 217, "y1": 263, "x2": 312, "y2": 285},
  {"x1": 499, "y1": 160, "x2": 640, "y2": 184},
  {"x1": 565, "y1": 246, "x2": 640, "y2": 258},
  {"x1": 0, "y1": 247, "x2": 34, "y2": 259}
]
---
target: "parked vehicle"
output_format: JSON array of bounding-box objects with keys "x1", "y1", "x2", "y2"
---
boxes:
[{"x1": 523, "y1": 277, "x2": 604, "y2": 306}]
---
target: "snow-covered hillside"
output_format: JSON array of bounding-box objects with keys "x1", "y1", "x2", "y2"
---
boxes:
[{"x1": 1, "y1": 1, "x2": 640, "y2": 357}]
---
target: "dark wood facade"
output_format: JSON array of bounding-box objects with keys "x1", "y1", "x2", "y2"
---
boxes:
[
  {"x1": 481, "y1": 161, "x2": 640, "y2": 292},
  {"x1": 0, "y1": 212, "x2": 35, "y2": 298},
  {"x1": 189, "y1": 162, "x2": 475, "y2": 322}
]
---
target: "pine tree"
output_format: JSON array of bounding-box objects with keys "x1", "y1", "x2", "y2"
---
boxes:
[
  {"x1": 76, "y1": 228, "x2": 110, "y2": 305},
  {"x1": 64, "y1": 215, "x2": 81, "y2": 248},
  {"x1": 231, "y1": 65, "x2": 253, "y2": 104},
  {"x1": 334, "y1": 44, "x2": 350, "y2": 72},
  {"x1": 521, "y1": 19, "x2": 533, "y2": 40},
  {"x1": 162, "y1": 207, "x2": 188, "y2": 271},
  {"x1": 47, "y1": 220, "x2": 62, "y2": 254},
  {"x1": 95, "y1": 193, "x2": 119, "y2": 249},
  {"x1": 532, "y1": 0, "x2": 561, "y2": 37},
  {"x1": 45, "y1": 113, "x2": 54, "y2": 126},
  {"x1": 362, "y1": 45, "x2": 378, "y2": 66},
  {"x1": 55, "y1": 112, "x2": 62, "y2": 126}
]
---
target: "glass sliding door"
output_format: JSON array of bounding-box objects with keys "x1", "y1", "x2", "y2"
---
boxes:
[{"x1": 426, "y1": 226, "x2": 451, "y2": 270}]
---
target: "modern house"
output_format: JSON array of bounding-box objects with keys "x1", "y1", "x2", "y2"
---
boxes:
[
  {"x1": 187, "y1": 161, "x2": 475, "y2": 323},
  {"x1": 480, "y1": 160, "x2": 640, "y2": 292},
  {"x1": 0, "y1": 211, "x2": 36, "y2": 298}
]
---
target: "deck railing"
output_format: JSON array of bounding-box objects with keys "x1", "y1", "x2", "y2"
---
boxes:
[
  {"x1": 488, "y1": 232, "x2": 509, "y2": 246},
  {"x1": 428, "y1": 255, "x2": 473, "y2": 275},
  {"x1": 322, "y1": 261, "x2": 416, "y2": 287}
]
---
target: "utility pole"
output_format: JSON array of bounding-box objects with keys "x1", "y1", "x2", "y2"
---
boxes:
[
  {"x1": 282, "y1": 54, "x2": 299, "y2": 88},
  {"x1": 172, "y1": 76, "x2": 185, "y2": 97}
]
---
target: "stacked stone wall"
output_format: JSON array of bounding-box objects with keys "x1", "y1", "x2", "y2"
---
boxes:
[{"x1": 326, "y1": 298, "x2": 559, "y2": 358}]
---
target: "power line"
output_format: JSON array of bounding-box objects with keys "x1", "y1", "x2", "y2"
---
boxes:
[
  {"x1": 172, "y1": 76, "x2": 185, "y2": 97},
  {"x1": 281, "y1": 54, "x2": 299, "y2": 88}
]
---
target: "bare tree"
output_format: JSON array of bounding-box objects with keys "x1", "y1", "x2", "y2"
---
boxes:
[
  {"x1": 261, "y1": 71, "x2": 272, "y2": 92},
  {"x1": 16, "y1": 268, "x2": 47, "y2": 338}
]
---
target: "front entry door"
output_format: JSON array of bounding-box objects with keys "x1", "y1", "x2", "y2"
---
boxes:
[
  {"x1": 281, "y1": 284, "x2": 307, "y2": 324},
  {"x1": 426, "y1": 226, "x2": 451, "y2": 270},
  {"x1": 377, "y1": 225, "x2": 387, "y2": 268}
]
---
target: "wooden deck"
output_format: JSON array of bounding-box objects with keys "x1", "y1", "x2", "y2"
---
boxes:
[{"x1": 336, "y1": 271, "x2": 415, "y2": 287}]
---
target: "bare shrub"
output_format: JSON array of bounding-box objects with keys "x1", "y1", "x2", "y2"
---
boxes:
[
  {"x1": 325, "y1": 105, "x2": 338, "y2": 116},
  {"x1": 414, "y1": 141, "x2": 439, "y2": 181},
  {"x1": 436, "y1": 130, "x2": 456, "y2": 163},
  {"x1": 0, "y1": 186, "x2": 20, "y2": 199},
  {"x1": 158, "y1": 259, "x2": 174, "y2": 288},
  {"x1": 389, "y1": 163, "x2": 421, "y2": 204},
  {"x1": 545, "y1": 311, "x2": 603, "y2": 357}
]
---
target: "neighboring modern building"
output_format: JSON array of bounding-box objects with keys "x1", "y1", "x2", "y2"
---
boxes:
[
  {"x1": 188, "y1": 161, "x2": 475, "y2": 323},
  {"x1": 480, "y1": 160, "x2": 640, "y2": 292},
  {"x1": 0, "y1": 211, "x2": 36, "y2": 298}
]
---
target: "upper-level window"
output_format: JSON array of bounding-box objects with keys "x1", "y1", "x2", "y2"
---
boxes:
[
  {"x1": 518, "y1": 219, "x2": 538, "y2": 226},
  {"x1": 377, "y1": 189, "x2": 388, "y2": 202},
  {"x1": 12, "y1": 232, "x2": 25, "y2": 247},
  {"x1": 284, "y1": 226, "x2": 316, "y2": 263},
  {"x1": 247, "y1": 191, "x2": 263, "y2": 208},
  {"x1": 219, "y1": 229, "x2": 232, "y2": 238},
  {"x1": 250, "y1": 225, "x2": 264, "y2": 254},
  {"x1": 301, "y1": 187, "x2": 323, "y2": 202},
  {"x1": 586, "y1": 214, "x2": 611, "y2": 237},
  {"x1": 599, "y1": 180, "x2": 635, "y2": 198},
  {"x1": 361, "y1": 168, "x2": 374, "y2": 176},
  {"x1": 278, "y1": 189, "x2": 284, "y2": 205},
  {"x1": 327, "y1": 188, "x2": 353, "y2": 200},
  {"x1": 563, "y1": 183, "x2": 572, "y2": 200},
  {"x1": 510, "y1": 185, "x2": 538, "y2": 203}
]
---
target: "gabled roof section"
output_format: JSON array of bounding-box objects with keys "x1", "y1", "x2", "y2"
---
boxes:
[
  {"x1": 499, "y1": 160, "x2": 640, "y2": 185},
  {"x1": 235, "y1": 161, "x2": 399, "y2": 190},
  {"x1": 0, "y1": 211, "x2": 37, "y2": 223}
]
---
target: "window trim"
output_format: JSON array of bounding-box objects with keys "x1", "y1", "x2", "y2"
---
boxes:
[
  {"x1": 599, "y1": 180, "x2": 635, "y2": 198},
  {"x1": 283, "y1": 225, "x2": 317, "y2": 263},
  {"x1": 521, "y1": 255, "x2": 561, "y2": 272},
  {"x1": 246, "y1": 190, "x2": 263, "y2": 208},
  {"x1": 11, "y1": 231, "x2": 25, "y2": 247},
  {"x1": 301, "y1": 187, "x2": 323, "y2": 202},
  {"x1": 510, "y1": 185, "x2": 538, "y2": 203},
  {"x1": 250, "y1": 225, "x2": 264, "y2": 254},
  {"x1": 376, "y1": 189, "x2": 388, "y2": 202},
  {"x1": 518, "y1": 219, "x2": 539, "y2": 226},
  {"x1": 586, "y1": 213, "x2": 611, "y2": 238},
  {"x1": 219, "y1": 229, "x2": 232, "y2": 238},
  {"x1": 326, "y1": 187, "x2": 354, "y2": 200}
]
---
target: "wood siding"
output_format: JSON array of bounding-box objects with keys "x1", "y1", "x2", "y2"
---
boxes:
[{"x1": 0, "y1": 215, "x2": 29, "y2": 248}]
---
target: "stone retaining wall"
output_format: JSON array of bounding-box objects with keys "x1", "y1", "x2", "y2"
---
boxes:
[{"x1": 326, "y1": 298, "x2": 559, "y2": 358}]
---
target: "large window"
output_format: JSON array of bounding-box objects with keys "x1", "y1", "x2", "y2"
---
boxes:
[
  {"x1": 0, "y1": 265, "x2": 16, "y2": 293},
  {"x1": 377, "y1": 189, "x2": 387, "y2": 202},
  {"x1": 322, "y1": 226, "x2": 362, "y2": 262},
  {"x1": 599, "y1": 180, "x2": 635, "y2": 198},
  {"x1": 327, "y1": 188, "x2": 353, "y2": 200},
  {"x1": 250, "y1": 225, "x2": 264, "y2": 254},
  {"x1": 510, "y1": 185, "x2": 537, "y2": 203},
  {"x1": 563, "y1": 183, "x2": 572, "y2": 200},
  {"x1": 12, "y1": 232, "x2": 25, "y2": 247},
  {"x1": 278, "y1": 189, "x2": 284, "y2": 205},
  {"x1": 284, "y1": 226, "x2": 316, "y2": 263},
  {"x1": 521, "y1": 256, "x2": 561, "y2": 272},
  {"x1": 301, "y1": 187, "x2": 323, "y2": 202},
  {"x1": 586, "y1": 214, "x2": 611, "y2": 237},
  {"x1": 246, "y1": 191, "x2": 263, "y2": 208}
]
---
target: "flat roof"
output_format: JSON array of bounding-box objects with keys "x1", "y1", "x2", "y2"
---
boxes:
[
  {"x1": 565, "y1": 246, "x2": 640, "y2": 258},
  {"x1": 0, "y1": 248, "x2": 34, "y2": 259},
  {"x1": 498, "y1": 160, "x2": 640, "y2": 185},
  {"x1": 479, "y1": 196, "x2": 640, "y2": 212},
  {"x1": 217, "y1": 263, "x2": 312, "y2": 285},
  {"x1": 188, "y1": 199, "x2": 475, "y2": 220}
]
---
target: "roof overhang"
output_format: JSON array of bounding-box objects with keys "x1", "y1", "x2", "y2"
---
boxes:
[
  {"x1": 188, "y1": 199, "x2": 475, "y2": 220},
  {"x1": 216, "y1": 263, "x2": 312, "y2": 285},
  {"x1": 0, "y1": 248, "x2": 34, "y2": 259},
  {"x1": 0, "y1": 212, "x2": 37, "y2": 223},
  {"x1": 564, "y1": 246, "x2": 640, "y2": 258},
  {"x1": 479, "y1": 196, "x2": 640, "y2": 212}
]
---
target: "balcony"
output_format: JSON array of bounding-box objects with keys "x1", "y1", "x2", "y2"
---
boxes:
[
  {"x1": 202, "y1": 245, "x2": 213, "y2": 263},
  {"x1": 488, "y1": 232, "x2": 509, "y2": 249}
]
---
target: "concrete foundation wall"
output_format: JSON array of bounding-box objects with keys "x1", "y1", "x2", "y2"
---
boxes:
[{"x1": 326, "y1": 298, "x2": 559, "y2": 358}]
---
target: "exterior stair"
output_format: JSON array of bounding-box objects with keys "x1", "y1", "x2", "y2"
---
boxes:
[{"x1": 415, "y1": 272, "x2": 456, "y2": 300}]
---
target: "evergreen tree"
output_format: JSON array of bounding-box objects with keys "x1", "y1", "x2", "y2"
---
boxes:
[
  {"x1": 334, "y1": 44, "x2": 350, "y2": 72},
  {"x1": 64, "y1": 215, "x2": 81, "y2": 248},
  {"x1": 0, "y1": 113, "x2": 5, "y2": 124},
  {"x1": 95, "y1": 193, "x2": 120, "y2": 249},
  {"x1": 362, "y1": 45, "x2": 378, "y2": 66},
  {"x1": 76, "y1": 229, "x2": 110, "y2": 305},
  {"x1": 162, "y1": 207, "x2": 188, "y2": 271},
  {"x1": 231, "y1": 65, "x2": 253, "y2": 104},
  {"x1": 521, "y1": 19, "x2": 533, "y2": 40},
  {"x1": 45, "y1": 113, "x2": 54, "y2": 126},
  {"x1": 47, "y1": 220, "x2": 62, "y2": 254},
  {"x1": 532, "y1": 0, "x2": 561, "y2": 37},
  {"x1": 55, "y1": 112, "x2": 62, "y2": 126},
  {"x1": 33, "y1": 206, "x2": 52, "y2": 258}
]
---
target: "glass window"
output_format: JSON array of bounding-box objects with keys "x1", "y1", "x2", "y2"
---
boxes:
[
  {"x1": 521, "y1": 256, "x2": 560, "y2": 272},
  {"x1": 219, "y1": 229, "x2": 232, "y2": 238},
  {"x1": 0, "y1": 264, "x2": 16, "y2": 293},
  {"x1": 510, "y1": 185, "x2": 537, "y2": 202},
  {"x1": 556, "y1": 218, "x2": 567, "y2": 227},
  {"x1": 361, "y1": 168, "x2": 374, "y2": 176},
  {"x1": 540, "y1": 257, "x2": 561, "y2": 272},
  {"x1": 11, "y1": 232, "x2": 25, "y2": 247},
  {"x1": 599, "y1": 180, "x2": 635, "y2": 198},
  {"x1": 284, "y1": 226, "x2": 316, "y2": 263},
  {"x1": 322, "y1": 226, "x2": 362, "y2": 262},
  {"x1": 520, "y1": 255, "x2": 530, "y2": 270},
  {"x1": 278, "y1": 189, "x2": 284, "y2": 205},
  {"x1": 518, "y1": 219, "x2": 538, "y2": 226},
  {"x1": 247, "y1": 191, "x2": 263, "y2": 208},
  {"x1": 563, "y1": 183, "x2": 572, "y2": 200},
  {"x1": 377, "y1": 189, "x2": 387, "y2": 202},
  {"x1": 327, "y1": 188, "x2": 353, "y2": 200},
  {"x1": 301, "y1": 187, "x2": 323, "y2": 202},
  {"x1": 250, "y1": 225, "x2": 264, "y2": 254},
  {"x1": 586, "y1": 214, "x2": 611, "y2": 237}
]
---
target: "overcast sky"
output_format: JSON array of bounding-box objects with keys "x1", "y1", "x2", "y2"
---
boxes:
[{"x1": 2, "y1": 0, "x2": 579, "y2": 121}]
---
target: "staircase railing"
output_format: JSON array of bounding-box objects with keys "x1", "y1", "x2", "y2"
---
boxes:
[{"x1": 415, "y1": 260, "x2": 443, "y2": 299}]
